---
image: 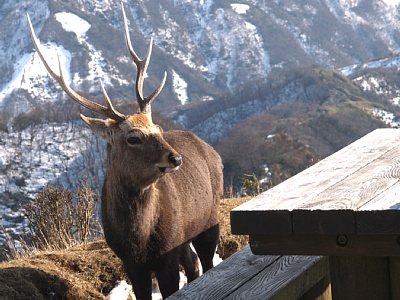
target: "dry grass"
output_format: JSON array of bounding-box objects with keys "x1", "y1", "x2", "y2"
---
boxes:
[
  {"x1": 22, "y1": 180, "x2": 101, "y2": 252},
  {"x1": 217, "y1": 197, "x2": 250, "y2": 260},
  {"x1": 0, "y1": 197, "x2": 251, "y2": 299},
  {"x1": 0, "y1": 241, "x2": 124, "y2": 299}
]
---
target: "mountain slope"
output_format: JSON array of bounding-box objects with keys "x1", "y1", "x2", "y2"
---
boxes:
[
  {"x1": 2, "y1": 0, "x2": 400, "y2": 244},
  {"x1": 2, "y1": 0, "x2": 400, "y2": 117}
]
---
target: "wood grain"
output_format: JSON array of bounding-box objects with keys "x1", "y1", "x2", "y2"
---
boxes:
[
  {"x1": 295, "y1": 145, "x2": 400, "y2": 211},
  {"x1": 225, "y1": 256, "x2": 328, "y2": 300},
  {"x1": 227, "y1": 129, "x2": 400, "y2": 300},
  {"x1": 168, "y1": 246, "x2": 279, "y2": 299},
  {"x1": 169, "y1": 246, "x2": 328, "y2": 300},
  {"x1": 232, "y1": 129, "x2": 400, "y2": 213},
  {"x1": 356, "y1": 181, "x2": 400, "y2": 234},
  {"x1": 292, "y1": 145, "x2": 400, "y2": 233},
  {"x1": 359, "y1": 181, "x2": 400, "y2": 211},
  {"x1": 231, "y1": 129, "x2": 400, "y2": 236}
]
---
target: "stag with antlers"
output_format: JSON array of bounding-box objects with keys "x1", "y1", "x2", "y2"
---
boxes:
[{"x1": 27, "y1": 4, "x2": 223, "y2": 299}]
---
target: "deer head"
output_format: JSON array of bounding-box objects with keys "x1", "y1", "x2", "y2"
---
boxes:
[{"x1": 27, "y1": 3, "x2": 182, "y2": 190}]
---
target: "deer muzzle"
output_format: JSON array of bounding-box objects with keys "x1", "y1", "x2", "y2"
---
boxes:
[
  {"x1": 168, "y1": 154, "x2": 182, "y2": 167},
  {"x1": 156, "y1": 153, "x2": 182, "y2": 173}
]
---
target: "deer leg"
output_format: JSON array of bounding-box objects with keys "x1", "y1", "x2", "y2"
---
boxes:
[
  {"x1": 124, "y1": 263, "x2": 152, "y2": 300},
  {"x1": 155, "y1": 247, "x2": 181, "y2": 298},
  {"x1": 180, "y1": 243, "x2": 200, "y2": 282},
  {"x1": 192, "y1": 224, "x2": 220, "y2": 273}
]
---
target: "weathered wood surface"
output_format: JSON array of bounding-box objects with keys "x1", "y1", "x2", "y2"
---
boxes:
[
  {"x1": 329, "y1": 256, "x2": 391, "y2": 300},
  {"x1": 225, "y1": 256, "x2": 329, "y2": 300},
  {"x1": 168, "y1": 246, "x2": 279, "y2": 299},
  {"x1": 231, "y1": 129, "x2": 400, "y2": 236},
  {"x1": 250, "y1": 234, "x2": 400, "y2": 256},
  {"x1": 168, "y1": 246, "x2": 329, "y2": 300},
  {"x1": 229, "y1": 129, "x2": 400, "y2": 300},
  {"x1": 389, "y1": 257, "x2": 400, "y2": 300}
]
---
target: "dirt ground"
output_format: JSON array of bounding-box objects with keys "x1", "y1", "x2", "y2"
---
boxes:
[{"x1": 0, "y1": 197, "x2": 250, "y2": 299}]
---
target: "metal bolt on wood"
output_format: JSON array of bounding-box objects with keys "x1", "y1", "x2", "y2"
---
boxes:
[{"x1": 336, "y1": 235, "x2": 348, "y2": 247}]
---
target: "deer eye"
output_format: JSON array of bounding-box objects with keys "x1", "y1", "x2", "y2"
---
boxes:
[{"x1": 126, "y1": 136, "x2": 142, "y2": 145}]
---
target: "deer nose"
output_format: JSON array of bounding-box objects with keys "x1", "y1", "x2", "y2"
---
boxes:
[{"x1": 168, "y1": 154, "x2": 182, "y2": 167}]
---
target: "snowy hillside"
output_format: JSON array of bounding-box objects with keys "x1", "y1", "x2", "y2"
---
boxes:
[
  {"x1": 3, "y1": 0, "x2": 400, "y2": 116},
  {"x1": 0, "y1": 122, "x2": 103, "y2": 196},
  {"x1": 0, "y1": 121, "x2": 105, "y2": 245},
  {"x1": 3, "y1": 0, "x2": 400, "y2": 247}
]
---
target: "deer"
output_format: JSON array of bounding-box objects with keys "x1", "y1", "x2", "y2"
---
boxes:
[{"x1": 27, "y1": 4, "x2": 223, "y2": 299}]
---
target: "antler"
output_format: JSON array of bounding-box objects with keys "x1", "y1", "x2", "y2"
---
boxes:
[
  {"x1": 121, "y1": 2, "x2": 167, "y2": 113},
  {"x1": 26, "y1": 14, "x2": 127, "y2": 122}
]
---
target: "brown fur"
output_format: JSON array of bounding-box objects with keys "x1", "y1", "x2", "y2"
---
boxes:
[{"x1": 83, "y1": 113, "x2": 223, "y2": 299}]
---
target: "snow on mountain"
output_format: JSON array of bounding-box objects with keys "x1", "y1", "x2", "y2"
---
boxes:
[
  {"x1": 0, "y1": 121, "x2": 106, "y2": 245},
  {"x1": 230, "y1": 3, "x2": 250, "y2": 14},
  {"x1": 126, "y1": 0, "x2": 270, "y2": 92},
  {"x1": 371, "y1": 108, "x2": 400, "y2": 127},
  {"x1": 382, "y1": 0, "x2": 400, "y2": 5},
  {"x1": 340, "y1": 54, "x2": 400, "y2": 78},
  {"x1": 54, "y1": 11, "x2": 128, "y2": 92},
  {"x1": 172, "y1": 70, "x2": 189, "y2": 105},
  {"x1": 3, "y1": 0, "x2": 400, "y2": 112},
  {"x1": 55, "y1": 12, "x2": 91, "y2": 40},
  {"x1": 0, "y1": 122, "x2": 97, "y2": 196},
  {"x1": 0, "y1": 44, "x2": 71, "y2": 105},
  {"x1": 0, "y1": 1, "x2": 49, "y2": 86},
  {"x1": 3, "y1": 0, "x2": 400, "y2": 157},
  {"x1": 4, "y1": 0, "x2": 400, "y2": 246}
]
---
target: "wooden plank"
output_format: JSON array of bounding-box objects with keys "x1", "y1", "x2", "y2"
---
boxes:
[
  {"x1": 295, "y1": 146, "x2": 400, "y2": 210},
  {"x1": 231, "y1": 129, "x2": 400, "y2": 234},
  {"x1": 359, "y1": 181, "x2": 400, "y2": 211},
  {"x1": 292, "y1": 209, "x2": 355, "y2": 234},
  {"x1": 230, "y1": 210, "x2": 291, "y2": 235},
  {"x1": 292, "y1": 145, "x2": 400, "y2": 234},
  {"x1": 233, "y1": 129, "x2": 400, "y2": 212},
  {"x1": 250, "y1": 234, "x2": 400, "y2": 256},
  {"x1": 224, "y1": 256, "x2": 328, "y2": 300},
  {"x1": 168, "y1": 246, "x2": 280, "y2": 299},
  {"x1": 356, "y1": 210, "x2": 400, "y2": 234},
  {"x1": 329, "y1": 256, "x2": 391, "y2": 300},
  {"x1": 356, "y1": 181, "x2": 400, "y2": 234}
]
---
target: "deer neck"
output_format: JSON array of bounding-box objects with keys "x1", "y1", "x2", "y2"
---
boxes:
[
  {"x1": 108, "y1": 172, "x2": 160, "y2": 217},
  {"x1": 102, "y1": 173, "x2": 161, "y2": 261}
]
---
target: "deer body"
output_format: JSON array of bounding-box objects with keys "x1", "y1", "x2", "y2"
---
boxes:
[
  {"x1": 102, "y1": 130, "x2": 221, "y2": 257},
  {"x1": 101, "y1": 126, "x2": 222, "y2": 299},
  {"x1": 27, "y1": 4, "x2": 223, "y2": 299}
]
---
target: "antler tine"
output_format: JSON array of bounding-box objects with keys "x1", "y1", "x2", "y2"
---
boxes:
[
  {"x1": 27, "y1": 13, "x2": 126, "y2": 122},
  {"x1": 99, "y1": 79, "x2": 126, "y2": 120},
  {"x1": 121, "y1": 2, "x2": 166, "y2": 113},
  {"x1": 146, "y1": 71, "x2": 167, "y2": 107}
]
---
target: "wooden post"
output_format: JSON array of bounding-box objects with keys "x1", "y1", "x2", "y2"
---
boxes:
[
  {"x1": 329, "y1": 256, "x2": 391, "y2": 300},
  {"x1": 390, "y1": 257, "x2": 400, "y2": 299},
  {"x1": 299, "y1": 275, "x2": 331, "y2": 300}
]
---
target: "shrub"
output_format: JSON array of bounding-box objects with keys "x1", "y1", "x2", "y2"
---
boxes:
[{"x1": 23, "y1": 179, "x2": 102, "y2": 250}]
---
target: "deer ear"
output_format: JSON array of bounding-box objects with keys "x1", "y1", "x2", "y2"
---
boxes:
[{"x1": 80, "y1": 114, "x2": 117, "y2": 141}]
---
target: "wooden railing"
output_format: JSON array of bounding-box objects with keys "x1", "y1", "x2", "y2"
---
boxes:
[{"x1": 171, "y1": 129, "x2": 400, "y2": 299}]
